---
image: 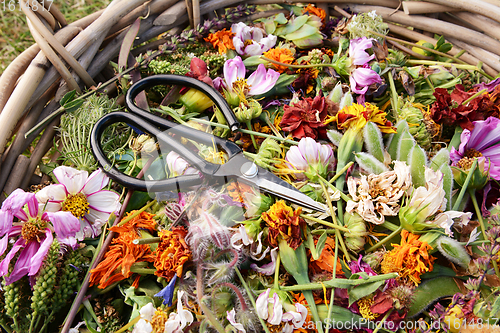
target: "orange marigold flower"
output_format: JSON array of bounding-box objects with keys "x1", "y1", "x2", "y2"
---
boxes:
[
  {"x1": 204, "y1": 29, "x2": 235, "y2": 54},
  {"x1": 381, "y1": 230, "x2": 436, "y2": 285},
  {"x1": 261, "y1": 200, "x2": 305, "y2": 249},
  {"x1": 309, "y1": 236, "x2": 344, "y2": 277},
  {"x1": 263, "y1": 48, "x2": 294, "y2": 73},
  {"x1": 89, "y1": 211, "x2": 157, "y2": 289},
  {"x1": 226, "y1": 181, "x2": 255, "y2": 204},
  {"x1": 302, "y1": 4, "x2": 326, "y2": 24},
  {"x1": 154, "y1": 226, "x2": 191, "y2": 280}
]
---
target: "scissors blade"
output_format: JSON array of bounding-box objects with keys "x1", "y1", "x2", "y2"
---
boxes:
[{"x1": 216, "y1": 154, "x2": 326, "y2": 213}]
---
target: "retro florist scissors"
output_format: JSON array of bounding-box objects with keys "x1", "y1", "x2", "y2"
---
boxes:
[{"x1": 90, "y1": 75, "x2": 325, "y2": 213}]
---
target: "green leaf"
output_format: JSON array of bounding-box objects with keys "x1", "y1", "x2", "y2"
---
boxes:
[
  {"x1": 60, "y1": 89, "x2": 77, "y2": 105},
  {"x1": 255, "y1": 74, "x2": 299, "y2": 98},
  {"x1": 440, "y1": 163, "x2": 453, "y2": 210},
  {"x1": 284, "y1": 24, "x2": 319, "y2": 41},
  {"x1": 277, "y1": 14, "x2": 309, "y2": 35},
  {"x1": 363, "y1": 122, "x2": 385, "y2": 162},
  {"x1": 243, "y1": 55, "x2": 266, "y2": 67},
  {"x1": 315, "y1": 231, "x2": 328, "y2": 260},
  {"x1": 407, "y1": 277, "x2": 461, "y2": 318},
  {"x1": 429, "y1": 148, "x2": 450, "y2": 171},
  {"x1": 408, "y1": 144, "x2": 428, "y2": 187},
  {"x1": 354, "y1": 152, "x2": 388, "y2": 174},
  {"x1": 327, "y1": 129, "x2": 343, "y2": 146},
  {"x1": 387, "y1": 120, "x2": 409, "y2": 160},
  {"x1": 490, "y1": 295, "x2": 500, "y2": 318},
  {"x1": 293, "y1": 33, "x2": 323, "y2": 49},
  {"x1": 64, "y1": 98, "x2": 84, "y2": 114},
  {"x1": 348, "y1": 280, "x2": 385, "y2": 306},
  {"x1": 436, "y1": 35, "x2": 445, "y2": 48},
  {"x1": 396, "y1": 128, "x2": 416, "y2": 163}
]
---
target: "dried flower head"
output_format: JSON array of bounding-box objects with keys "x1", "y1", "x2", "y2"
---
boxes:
[
  {"x1": 261, "y1": 200, "x2": 305, "y2": 249},
  {"x1": 154, "y1": 226, "x2": 191, "y2": 281},
  {"x1": 346, "y1": 161, "x2": 412, "y2": 225},
  {"x1": 381, "y1": 230, "x2": 436, "y2": 285}
]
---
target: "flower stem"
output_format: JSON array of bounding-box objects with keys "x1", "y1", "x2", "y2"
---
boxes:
[
  {"x1": 381, "y1": 221, "x2": 401, "y2": 232},
  {"x1": 189, "y1": 117, "x2": 298, "y2": 145},
  {"x1": 317, "y1": 174, "x2": 351, "y2": 202},
  {"x1": 325, "y1": 235, "x2": 339, "y2": 333},
  {"x1": 469, "y1": 189, "x2": 500, "y2": 278},
  {"x1": 261, "y1": 56, "x2": 337, "y2": 69},
  {"x1": 452, "y1": 159, "x2": 477, "y2": 211},
  {"x1": 366, "y1": 226, "x2": 403, "y2": 253},
  {"x1": 329, "y1": 161, "x2": 354, "y2": 184},
  {"x1": 234, "y1": 267, "x2": 273, "y2": 333},
  {"x1": 133, "y1": 237, "x2": 161, "y2": 245},
  {"x1": 300, "y1": 214, "x2": 351, "y2": 233},
  {"x1": 319, "y1": 180, "x2": 351, "y2": 262},
  {"x1": 406, "y1": 60, "x2": 482, "y2": 71},
  {"x1": 114, "y1": 315, "x2": 141, "y2": 333},
  {"x1": 280, "y1": 273, "x2": 398, "y2": 291},
  {"x1": 117, "y1": 199, "x2": 157, "y2": 227},
  {"x1": 246, "y1": 120, "x2": 258, "y2": 150},
  {"x1": 274, "y1": 253, "x2": 281, "y2": 290},
  {"x1": 373, "y1": 309, "x2": 393, "y2": 333},
  {"x1": 461, "y1": 88, "x2": 487, "y2": 105},
  {"x1": 129, "y1": 266, "x2": 156, "y2": 274},
  {"x1": 387, "y1": 70, "x2": 399, "y2": 115}
]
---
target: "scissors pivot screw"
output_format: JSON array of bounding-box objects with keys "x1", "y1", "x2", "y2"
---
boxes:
[{"x1": 240, "y1": 162, "x2": 258, "y2": 179}]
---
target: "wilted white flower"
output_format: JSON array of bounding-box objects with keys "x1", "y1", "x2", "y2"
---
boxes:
[{"x1": 346, "y1": 161, "x2": 412, "y2": 224}]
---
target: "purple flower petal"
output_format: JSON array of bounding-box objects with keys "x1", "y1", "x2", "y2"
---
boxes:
[
  {"x1": 250, "y1": 247, "x2": 278, "y2": 275},
  {"x1": 247, "y1": 64, "x2": 279, "y2": 96},
  {"x1": 467, "y1": 117, "x2": 500, "y2": 152},
  {"x1": 28, "y1": 229, "x2": 53, "y2": 276},
  {"x1": 223, "y1": 56, "x2": 245, "y2": 92},
  {"x1": 44, "y1": 211, "x2": 80, "y2": 248},
  {"x1": 349, "y1": 37, "x2": 375, "y2": 66},
  {"x1": 350, "y1": 67, "x2": 382, "y2": 94},
  {"x1": 0, "y1": 237, "x2": 25, "y2": 278}
]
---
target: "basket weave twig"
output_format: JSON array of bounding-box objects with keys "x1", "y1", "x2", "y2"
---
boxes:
[{"x1": 0, "y1": 0, "x2": 499, "y2": 199}]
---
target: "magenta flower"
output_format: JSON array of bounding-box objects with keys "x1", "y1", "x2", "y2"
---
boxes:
[
  {"x1": 36, "y1": 166, "x2": 120, "y2": 239},
  {"x1": 348, "y1": 37, "x2": 382, "y2": 95},
  {"x1": 232, "y1": 22, "x2": 277, "y2": 57},
  {"x1": 285, "y1": 137, "x2": 335, "y2": 181},
  {"x1": 223, "y1": 56, "x2": 280, "y2": 97},
  {"x1": 0, "y1": 189, "x2": 80, "y2": 285},
  {"x1": 349, "y1": 37, "x2": 375, "y2": 66},
  {"x1": 450, "y1": 116, "x2": 500, "y2": 180},
  {"x1": 350, "y1": 66, "x2": 383, "y2": 95}
]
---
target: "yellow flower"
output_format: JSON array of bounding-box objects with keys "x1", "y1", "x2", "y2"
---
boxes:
[
  {"x1": 381, "y1": 230, "x2": 436, "y2": 285},
  {"x1": 336, "y1": 103, "x2": 396, "y2": 134}
]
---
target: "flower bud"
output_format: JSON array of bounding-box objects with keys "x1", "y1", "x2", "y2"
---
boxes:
[
  {"x1": 328, "y1": 84, "x2": 343, "y2": 104},
  {"x1": 234, "y1": 99, "x2": 263, "y2": 123},
  {"x1": 343, "y1": 212, "x2": 367, "y2": 252},
  {"x1": 179, "y1": 88, "x2": 215, "y2": 113},
  {"x1": 362, "y1": 251, "x2": 385, "y2": 270},
  {"x1": 131, "y1": 134, "x2": 157, "y2": 154}
]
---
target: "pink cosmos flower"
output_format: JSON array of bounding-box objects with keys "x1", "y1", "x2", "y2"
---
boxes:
[
  {"x1": 36, "y1": 166, "x2": 120, "y2": 240},
  {"x1": 450, "y1": 117, "x2": 500, "y2": 180},
  {"x1": 0, "y1": 189, "x2": 80, "y2": 285},
  {"x1": 285, "y1": 137, "x2": 335, "y2": 181},
  {"x1": 222, "y1": 56, "x2": 280, "y2": 97},
  {"x1": 232, "y1": 22, "x2": 277, "y2": 57}
]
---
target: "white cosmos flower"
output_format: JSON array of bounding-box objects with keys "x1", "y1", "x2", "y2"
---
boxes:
[{"x1": 36, "y1": 166, "x2": 120, "y2": 240}]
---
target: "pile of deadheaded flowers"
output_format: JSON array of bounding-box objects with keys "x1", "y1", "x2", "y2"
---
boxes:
[{"x1": 2, "y1": 4, "x2": 500, "y2": 333}]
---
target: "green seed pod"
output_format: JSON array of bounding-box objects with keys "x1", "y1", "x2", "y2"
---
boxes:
[
  {"x1": 398, "y1": 102, "x2": 432, "y2": 150},
  {"x1": 436, "y1": 236, "x2": 470, "y2": 268},
  {"x1": 31, "y1": 240, "x2": 61, "y2": 316},
  {"x1": 343, "y1": 212, "x2": 367, "y2": 252},
  {"x1": 51, "y1": 247, "x2": 87, "y2": 313},
  {"x1": 362, "y1": 251, "x2": 385, "y2": 270}
]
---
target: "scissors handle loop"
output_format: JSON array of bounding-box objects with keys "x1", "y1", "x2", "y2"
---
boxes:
[{"x1": 126, "y1": 74, "x2": 240, "y2": 132}]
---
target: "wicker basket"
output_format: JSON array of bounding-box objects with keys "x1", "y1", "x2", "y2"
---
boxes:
[
  {"x1": 1, "y1": 0, "x2": 499, "y2": 201},
  {"x1": 1, "y1": 1, "x2": 500, "y2": 332}
]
